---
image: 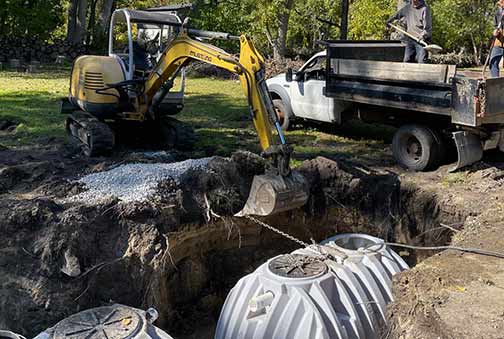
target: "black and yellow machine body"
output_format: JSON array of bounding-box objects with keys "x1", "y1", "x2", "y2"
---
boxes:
[{"x1": 69, "y1": 55, "x2": 126, "y2": 118}]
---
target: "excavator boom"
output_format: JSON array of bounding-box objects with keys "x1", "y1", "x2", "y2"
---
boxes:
[
  {"x1": 141, "y1": 32, "x2": 307, "y2": 216},
  {"x1": 143, "y1": 34, "x2": 274, "y2": 151}
]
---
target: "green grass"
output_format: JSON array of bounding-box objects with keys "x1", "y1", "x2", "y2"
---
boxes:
[
  {"x1": 0, "y1": 68, "x2": 393, "y2": 166},
  {"x1": 0, "y1": 69, "x2": 70, "y2": 145},
  {"x1": 442, "y1": 172, "x2": 468, "y2": 187}
]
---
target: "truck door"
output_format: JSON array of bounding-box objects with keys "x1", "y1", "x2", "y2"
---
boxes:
[{"x1": 290, "y1": 56, "x2": 338, "y2": 123}]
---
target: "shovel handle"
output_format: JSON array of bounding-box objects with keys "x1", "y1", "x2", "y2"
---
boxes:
[{"x1": 388, "y1": 23, "x2": 425, "y2": 46}]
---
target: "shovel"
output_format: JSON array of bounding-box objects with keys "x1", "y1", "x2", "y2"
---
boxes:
[{"x1": 388, "y1": 23, "x2": 443, "y2": 54}]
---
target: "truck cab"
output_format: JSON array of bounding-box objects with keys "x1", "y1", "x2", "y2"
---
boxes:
[{"x1": 267, "y1": 51, "x2": 349, "y2": 130}]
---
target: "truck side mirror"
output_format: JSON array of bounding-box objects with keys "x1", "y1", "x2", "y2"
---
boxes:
[
  {"x1": 294, "y1": 71, "x2": 304, "y2": 82},
  {"x1": 286, "y1": 68, "x2": 293, "y2": 82}
]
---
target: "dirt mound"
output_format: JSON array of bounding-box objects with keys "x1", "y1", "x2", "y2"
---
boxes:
[{"x1": 0, "y1": 150, "x2": 267, "y2": 335}]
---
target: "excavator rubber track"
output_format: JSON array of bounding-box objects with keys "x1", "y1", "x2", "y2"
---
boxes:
[{"x1": 66, "y1": 111, "x2": 115, "y2": 157}]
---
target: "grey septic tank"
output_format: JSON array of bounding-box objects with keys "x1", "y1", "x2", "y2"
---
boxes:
[
  {"x1": 216, "y1": 233, "x2": 409, "y2": 339},
  {"x1": 33, "y1": 304, "x2": 173, "y2": 339}
]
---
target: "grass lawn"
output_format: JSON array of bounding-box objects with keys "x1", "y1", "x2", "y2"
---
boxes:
[{"x1": 0, "y1": 68, "x2": 393, "y2": 166}]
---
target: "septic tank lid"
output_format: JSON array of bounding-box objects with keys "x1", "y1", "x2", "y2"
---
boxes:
[
  {"x1": 268, "y1": 254, "x2": 327, "y2": 278},
  {"x1": 53, "y1": 304, "x2": 142, "y2": 339}
]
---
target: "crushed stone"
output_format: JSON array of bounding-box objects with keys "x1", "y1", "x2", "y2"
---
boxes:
[{"x1": 68, "y1": 158, "x2": 213, "y2": 204}]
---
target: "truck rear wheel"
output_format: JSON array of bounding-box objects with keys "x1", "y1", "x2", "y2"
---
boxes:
[
  {"x1": 273, "y1": 99, "x2": 291, "y2": 131},
  {"x1": 392, "y1": 124, "x2": 443, "y2": 171}
]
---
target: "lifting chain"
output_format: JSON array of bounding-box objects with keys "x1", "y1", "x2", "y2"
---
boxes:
[
  {"x1": 244, "y1": 215, "x2": 310, "y2": 248},
  {"x1": 243, "y1": 215, "x2": 349, "y2": 263}
]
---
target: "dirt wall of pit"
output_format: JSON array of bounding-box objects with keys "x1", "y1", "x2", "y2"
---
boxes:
[{"x1": 0, "y1": 149, "x2": 469, "y2": 337}]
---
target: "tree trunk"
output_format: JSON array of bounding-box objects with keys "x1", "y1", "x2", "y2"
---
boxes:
[
  {"x1": 470, "y1": 33, "x2": 480, "y2": 66},
  {"x1": 67, "y1": 0, "x2": 78, "y2": 43},
  {"x1": 86, "y1": 0, "x2": 98, "y2": 46},
  {"x1": 340, "y1": 0, "x2": 349, "y2": 40},
  {"x1": 274, "y1": 0, "x2": 294, "y2": 60},
  {"x1": 98, "y1": 0, "x2": 115, "y2": 38},
  {"x1": 75, "y1": 0, "x2": 88, "y2": 44}
]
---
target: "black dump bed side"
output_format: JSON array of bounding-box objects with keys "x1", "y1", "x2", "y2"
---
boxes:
[
  {"x1": 323, "y1": 40, "x2": 504, "y2": 127},
  {"x1": 323, "y1": 41, "x2": 455, "y2": 115}
]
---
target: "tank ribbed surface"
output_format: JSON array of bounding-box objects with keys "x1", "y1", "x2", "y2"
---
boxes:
[{"x1": 216, "y1": 233, "x2": 409, "y2": 339}]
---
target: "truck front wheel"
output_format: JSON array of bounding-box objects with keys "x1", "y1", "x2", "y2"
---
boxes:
[
  {"x1": 273, "y1": 99, "x2": 291, "y2": 131},
  {"x1": 392, "y1": 124, "x2": 443, "y2": 171}
]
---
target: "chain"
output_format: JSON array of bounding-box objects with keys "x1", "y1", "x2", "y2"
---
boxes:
[
  {"x1": 244, "y1": 215, "x2": 311, "y2": 248},
  {"x1": 243, "y1": 215, "x2": 348, "y2": 263}
]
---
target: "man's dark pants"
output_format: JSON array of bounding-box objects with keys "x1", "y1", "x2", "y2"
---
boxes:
[
  {"x1": 490, "y1": 46, "x2": 504, "y2": 78},
  {"x1": 404, "y1": 38, "x2": 427, "y2": 63}
]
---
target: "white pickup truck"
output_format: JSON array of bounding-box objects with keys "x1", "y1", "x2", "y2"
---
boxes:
[
  {"x1": 266, "y1": 41, "x2": 504, "y2": 172},
  {"x1": 267, "y1": 51, "x2": 343, "y2": 131}
]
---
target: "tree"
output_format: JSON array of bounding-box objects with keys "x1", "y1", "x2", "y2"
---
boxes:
[
  {"x1": 0, "y1": 0, "x2": 64, "y2": 40},
  {"x1": 289, "y1": 0, "x2": 341, "y2": 55},
  {"x1": 98, "y1": 0, "x2": 116, "y2": 37},
  {"x1": 431, "y1": 0, "x2": 495, "y2": 65},
  {"x1": 348, "y1": 0, "x2": 395, "y2": 40},
  {"x1": 67, "y1": 0, "x2": 88, "y2": 44},
  {"x1": 249, "y1": 0, "x2": 297, "y2": 60},
  {"x1": 340, "y1": 0, "x2": 349, "y2": 39}
]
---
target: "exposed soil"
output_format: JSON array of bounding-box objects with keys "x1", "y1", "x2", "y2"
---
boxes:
[
  {"x1": 384, "y1": 160, "x2": 504, "y2": 339},
  {"x1": 1, "y1": 142, "x2": 504, "y2": 338}
]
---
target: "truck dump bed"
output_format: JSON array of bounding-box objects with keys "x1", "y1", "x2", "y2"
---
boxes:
[{"x1": 323, "y1": 41, "x2": 504, "y2": 127}]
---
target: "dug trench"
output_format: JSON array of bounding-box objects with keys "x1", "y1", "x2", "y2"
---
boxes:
[{"x1": 1, "y1": 144, "x2": 503, "y2": 338}]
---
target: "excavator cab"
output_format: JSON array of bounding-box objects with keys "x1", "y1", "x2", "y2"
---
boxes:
[{"x1": 108, "y1": 8, "x2": 186, "y2": 114}]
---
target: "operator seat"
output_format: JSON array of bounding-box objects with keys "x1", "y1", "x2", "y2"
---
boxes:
[{"x1": 132, "y1": 41, "x2": 152, "y2": 74}]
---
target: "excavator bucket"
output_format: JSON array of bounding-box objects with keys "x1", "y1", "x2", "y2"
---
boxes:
[{"x1": 236, "y1": 171, "x2": 309, "y2": 217}]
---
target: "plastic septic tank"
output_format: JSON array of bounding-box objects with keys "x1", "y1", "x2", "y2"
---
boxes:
[
  {"x1": 33, "y1": 304, "x2": 173, "y2": 339},
  {"x1": 0, "y1": 331, "x2": 26, "y2": 339},
  {"x1": 215, "y1": 233, "x2": 409, "y2": 339}
]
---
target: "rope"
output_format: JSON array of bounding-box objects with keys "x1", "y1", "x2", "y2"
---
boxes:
[{"x1": 383, "y1": 242, "x2": 504, "y2": 259}]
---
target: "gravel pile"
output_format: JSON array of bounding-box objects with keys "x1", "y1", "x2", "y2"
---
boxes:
[{"x1": 70, "y1": 158, "x2": 213, "y2": 204}]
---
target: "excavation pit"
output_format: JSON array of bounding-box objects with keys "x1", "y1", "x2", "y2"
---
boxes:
[{"x1": 0, "y1": 147, "x2": 486, "y2": 338}]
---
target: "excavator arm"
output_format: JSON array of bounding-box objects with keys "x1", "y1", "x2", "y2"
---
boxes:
[
  {"x1": 141, "y1": 31, "x2": 308, "y2": 216},
  {"x1": 144, "y1": 34, "x2": 275, "y2": 151}
]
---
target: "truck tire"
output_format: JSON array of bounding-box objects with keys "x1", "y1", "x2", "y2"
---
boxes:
[
  {"x1": 273, "y1": 99, "x2": 291, "y2": 131},
  {"x1": 392, "y1": 124, "x2": 442, "y2": 171}
]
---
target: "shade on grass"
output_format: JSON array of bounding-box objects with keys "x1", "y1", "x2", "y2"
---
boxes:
[{"x1": 0, "y1": 69, "x2": 392, "y2": 166}]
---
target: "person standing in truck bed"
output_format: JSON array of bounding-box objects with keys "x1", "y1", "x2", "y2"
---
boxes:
[
  {"x1": 490, "y1": 0, "x2": 504, "y2": 78},
  {"x1": 387, "y1": 0, "x2": 432, "y2": 63}
]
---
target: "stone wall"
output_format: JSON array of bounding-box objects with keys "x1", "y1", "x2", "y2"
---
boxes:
[{"x1": 0, "y1": 36, "x2": 87, "y2": 65}]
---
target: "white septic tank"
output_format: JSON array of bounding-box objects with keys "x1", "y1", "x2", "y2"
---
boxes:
[
  {"x1": 33, "y1": 304, "x2": 173, "y2": 339},
  {"x1": 215, "y1": 233, "x2": 409, "y2": 339}
]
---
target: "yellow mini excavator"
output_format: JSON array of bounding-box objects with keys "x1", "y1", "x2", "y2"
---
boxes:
[{"x1": 60, "y1": 8, "x2": 308, "y2": 216}]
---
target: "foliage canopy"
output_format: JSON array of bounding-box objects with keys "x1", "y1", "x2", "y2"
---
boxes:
[{"x1": 0, "y1": 0, "x2": 500, "y2": 63}]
